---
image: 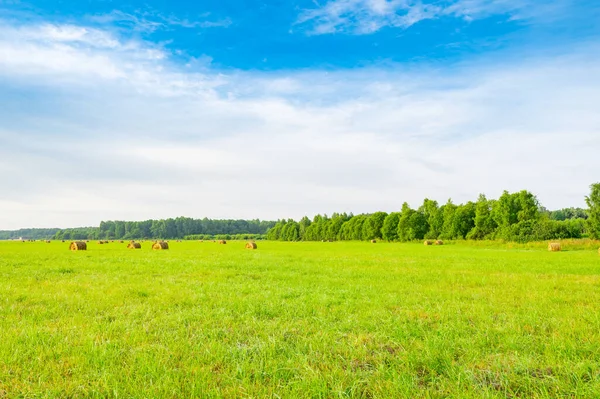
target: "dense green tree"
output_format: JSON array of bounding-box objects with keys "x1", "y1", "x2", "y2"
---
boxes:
[
  {"x1": 585, "y1": 183, "x2": 600, "y2": 239},
  {"x1": 362, "y1": 212, "x2": 388, "y2": 240},
  {"x1": 419, "y1": 199, "x2": 442, "y2": 239},
  {"x1": 467, "y1": 195, "x2": 497, "y2": 239},
  {"x1": 381, "y1": 212, "x2": 401, "y2": 241}
]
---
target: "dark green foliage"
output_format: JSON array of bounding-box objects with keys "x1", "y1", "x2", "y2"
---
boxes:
[
  {"x1": 397, "y1": 203, "x2": 428, "y2": 242},
  {"x1": 0, "y1": 218, "x2": 276, "y2": 241},
  {"x1": 381, "y1": 212, "x2": 401, "y2": 241},
  {"x1": 585, "y1": 183, "x2": 600, "y2": 239},
  {"x1": 547, "y1": 207, "x2": 588, "y2": 221},
  {"x1": 467, "y1": 195, "x2": 497, "y2": 240},
  {"x1": 265, "y1": 188, "x2": 591, "y2": 243},
  {"x1": 362, "y1": 212, "x2": 388, "y2": 240}
]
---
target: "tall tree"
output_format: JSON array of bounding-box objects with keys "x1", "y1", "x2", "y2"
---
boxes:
[{"x1": 585, "y1": 183, "x2": 600, "y2": 239}]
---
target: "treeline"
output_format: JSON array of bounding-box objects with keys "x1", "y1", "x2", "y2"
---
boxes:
[
  {"x1": 0, "y1": 228, "x2": 62, "y2": 240},
  {"x1": 185, "y1": 234, "x2": 267, "y2": 241},
  {"x1": 0, "y1": 218, "x2": 276, "y2": 240},
  {"x1": 267, "y1": 189, "x2": 596, "y2": 243}
]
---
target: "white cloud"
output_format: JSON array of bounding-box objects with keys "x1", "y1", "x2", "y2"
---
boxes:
[
  {"x1": 89, "y1": 10, "x2": 232, "y2": 33},
  {"x1": 295, "y1": 0, "x2": 573, "y2": 35},
  {"x1": 0, "y1": 20, "x2": 599, "y2": 229}
]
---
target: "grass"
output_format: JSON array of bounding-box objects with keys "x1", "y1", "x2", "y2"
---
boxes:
[{"x1": 0, "y1": 240, "x2": 599, "y2": 398}]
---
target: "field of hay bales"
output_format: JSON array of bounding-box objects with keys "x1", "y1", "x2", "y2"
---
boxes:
[{"x1": 0, "y1": 240, "x2": 599, "y2": 398}]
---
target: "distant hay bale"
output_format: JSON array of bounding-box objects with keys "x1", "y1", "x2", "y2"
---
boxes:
[
  {"x1": 127, "y1": 241, "x2": 142, "y2": 249},
  {"x1": 45, "y1": 240, "x2": 51, "y2": 243},
  {"x1": 245, "y1": 242, "x2": 257, "y2": 249},
  {"x1": 119, "y1": 240, "x2": 124, "y2": 243},
  {"x1": 98, "y1": 241, "x2": 104, "y2": 245},
  {"x1": 371, "y1": 240, "x2": 377, "y2": 243},
  {"x1": 61, "y1": 240, "x2": 65, "y2": 243},
  {"x1": 424, "y1": 240, "x2": 433, "y2": 246},
  {"x1": 70, "y1": 241, "x2": 87, "y2": 251},
  {"x1": 219, "y1": 240, "x2": 227, "y2": 245},
  {"x1": 435, "y1": 240, "x2": 444, "y2": 245},
  {"x1": 548, "y1": 242, "x2": 561, "y2": 252},
  {"x1": 177, "y1": 240, "x2": 182, "y2": 243},
  {"x1": 152, "y1": 241, "x2": 169, "y2": 250}
]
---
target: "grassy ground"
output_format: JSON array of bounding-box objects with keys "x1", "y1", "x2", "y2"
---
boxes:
[{"x1": 0, "y1": 240, "x2": 599, "y2": 398}]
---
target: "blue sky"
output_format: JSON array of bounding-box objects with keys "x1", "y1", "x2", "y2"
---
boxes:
[{"x1": 0, "y1": 0, "x2": 599, "y2": 228}]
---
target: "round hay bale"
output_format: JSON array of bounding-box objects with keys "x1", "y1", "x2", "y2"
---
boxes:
[
  {"x1": 127, "y1": 241, "x2": 142, "y2": 249},
  {"x1": 45, "y1": 240, "x2": 51, "y2": 243},
  {"x1": 70, "y1": 241, "x2": 87, "y2": 251},
  {"x1": 435, "y1": 240, "x2": 444, "y2": 245},
  {"x1": 219, "y1": 240, "x2": 227, "y2": 245},
  {"x1": 245, "y1": 242, "x2": 257, "y2": 249},
  {"x1": 548, "y1": 242, "x2": 561, "y2": 252},
  {"x1": 424, "y1": 240, "x2": 433, "y2": 246},
  {"x1": 370, "y1": 240, "x2": 376, "y2": 243},
  {"x1": 152, "y1": 241, "x2": 169, "y2": 250}
]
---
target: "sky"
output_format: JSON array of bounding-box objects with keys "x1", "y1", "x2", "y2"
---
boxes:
[{"x1": 0, "y1": 0, "x2": 599, "y2": 229}]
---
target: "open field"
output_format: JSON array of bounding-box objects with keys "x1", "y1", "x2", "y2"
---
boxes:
[{"x1": 1, "y1": 240, "x2": 599, "y2": 398}]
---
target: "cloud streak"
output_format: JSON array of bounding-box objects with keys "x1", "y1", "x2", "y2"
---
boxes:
[
  {"x1": 295, "y1": 0, "x2": 576, "y2": 35},
  {"x1": 0, "y1": 19, "x2": 599, "y2": 229}
]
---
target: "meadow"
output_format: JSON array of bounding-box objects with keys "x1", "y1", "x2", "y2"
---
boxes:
[{"x1": 0, "y1": 240, "x2": 599, "y2": 398}]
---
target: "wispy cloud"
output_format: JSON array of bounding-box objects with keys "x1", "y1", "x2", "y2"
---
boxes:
[
  {"x1": 295, "y1": 0, "x2": 575, "y2": 35},
  {"x1": 0, "y1": 19, "x2": 599, "y2": 229},
  {"x1": 89, "y1": 10, "x2": 232, "y2": 33}
]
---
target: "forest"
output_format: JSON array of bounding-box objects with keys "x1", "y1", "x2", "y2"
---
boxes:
[
  {"x1": 0, "y1": 218, "x2": 275, "y2": 240},
  {"x1": 267, "y1": 186, "x2": 600, "y2": 243},
  {"x1": 2, "y1": 185, "x2": 599, "y2": 243}
]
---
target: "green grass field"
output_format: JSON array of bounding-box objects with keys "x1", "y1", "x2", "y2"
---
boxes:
[{"x1": 1, "y1": 240, "x2": 599, "y2": 398}]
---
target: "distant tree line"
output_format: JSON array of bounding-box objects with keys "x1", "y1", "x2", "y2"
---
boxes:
[
  {"x1": 185, "y1": 234, "x2": 267, "y2": 241},
  {"x1": 0, "y1": 218, "x2": 275, "y2": 240},
  {"x1": 2, "y1": 184, "x2": 599, "y2": 243},
  {"x1": 267, "y1": 186, "x2": 600, "y2": 243}
]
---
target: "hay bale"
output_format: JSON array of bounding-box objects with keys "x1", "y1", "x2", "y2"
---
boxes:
[
  {"x1": 548, "y1": 242, "x2": 561, "y2": 252},
  {"x1": 435, "y1": 240, "x2": 444, "y2": 245},
  {"x1": 45, "y1": 240, "x2": 51, "y2": 243},
  {"x1": 127, "y1": 241, "x2": 142, "y2": 249},
  {"x1": 152, "y1": 241, "x2": 169, "y2": 250},
  {"x1": 245, "y1": 242, "x2": 257, "y2": 249},
  {"x1": 97, "y1": 241, "x2": 104, "y2": 245},
  {"x1": 424, "y1": 240, "x2": 433, "y2": 246},
  {"x1": 219, "y1": 240, "x2": 227, "y2": 245},
  {"x1": 371, "y1": 240, "x2": 377, "y2": 243},
  {"x1": 70, "y1": 241, "x2": 87, "y2": 251}
]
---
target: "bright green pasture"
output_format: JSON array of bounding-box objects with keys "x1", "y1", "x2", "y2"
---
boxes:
[{"x1": 0, "y1": 240, "x2": 599, "y2": 398}]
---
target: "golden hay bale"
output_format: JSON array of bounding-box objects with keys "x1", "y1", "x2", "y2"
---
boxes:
[
  {"x1": 152, "y1": 241, "x2": 169, "y2": 250},
  {"x1": 97, "y1": 241, "x2": 104, "y2": 245},
  {"x1": 245, "y1": 242, "x2": 257, "y2": 249},
  {"x1": 70, "y1": 241, "x2": 87, "y2": 251},
  {"x1": 548, "y1": 242, "x2": 561, "y2": 252},
  {"x1": 435, "y1": 240, "x2": 444, "y2": 245},
  {"x1": 119, "y1": 240, "x2": 124, "y2": 243},
  {"x1": 371, "y1": 240, "x2": 377, "y2": 243},
  {"x1": 45, "y1": 240, "x2": 51, "y2": 243},
  {"x1": 219, "y1": 240, "x2": 227, "y2": 245},
  {"x1": 424, "y1": 240, "x2": 433, "y2": 246},
  {"x1": 127, "y1": 241, "x2": 142, "y2": 249}
]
